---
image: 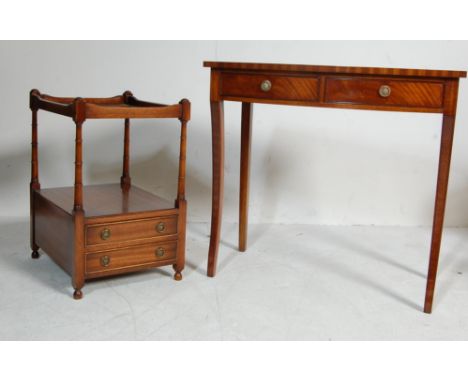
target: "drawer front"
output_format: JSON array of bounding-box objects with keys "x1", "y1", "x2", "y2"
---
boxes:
[
  {"x1": 324, "y1": 77, "x2": 444, "y2": 109},
  {"x1": 86, "y1": 241, "x2": 177, "y2": 276},
  {"x1": 86, "y1": 216, "x2": 177, "y2": 246},
  {"x1": 221, "y1": 73, "x2": 319, "y2": 102}
]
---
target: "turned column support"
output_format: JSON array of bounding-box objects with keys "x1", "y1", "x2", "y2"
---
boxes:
[
  {"x1": 30, "y1": 89, "x2": 41, "y2": 258},
  {"x1": 121, "y1": 90, "x2": 133, "y2": 190},
  {"x1": 71, "y1": 98, "x2": 86, "y2": 299},
  {"x1": 30, "y1": 89, "x2": 41, "y2": 191},
  {"x1": 173, "y1": 99, "x2": 190, "y2": 281},
  {"x1": 72, "y1": 98, "x2": 85, "y2": 212},
  {"x1": 176, "y1": 99, "x2": 190, "y2": 205}
]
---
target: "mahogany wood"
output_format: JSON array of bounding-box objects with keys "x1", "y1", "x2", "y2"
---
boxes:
[
  {"x1": 71, "y1": 99, "x2": 86, "y2": 299},
  {"x1": 41, "y1": 93, "x2": 124, "y2": 104},
  {"x1": 174, "y1": 199, "x2": 186, "y2": 281},
  {"x1": 29, "y1": 91, "x2": 40, "y2": 258},
  {"x1": 204, "y1": 61, "x2": 466, "y2": 78},
  {"x1": 84, "y1": 103, "x2": 182, "y2": 119},
  {"x1": 173, "y1": 99, "x2": 190, "y2": 281},
  {"x1": 120, "y1": 90, "x2": 133, "y2": 191},
  {"x1": 34, "y1": 192, "x2": 74, "y2": 273},
  {"x1": 86, "y1": 241, "x2": 177, "y2": 277},
  {"x1": 204, "y1": 61, "x2": 466, "y2": 313},
  {"x1": 73, "y1": 120, "x2": 84, "y2": 210},
  {"x1": 221, "y1": 73, "x2": 319, "y2": 102},
  {"x1": 72, "y1": 209, "x2": 85, "y2": 300},
  {"x1": 29, "y1": 90, "x2": 190, "y2": 299},
  {"x1": 177, "y1": 99, "x2": 190, "y2": 202},
  {"x1": 324, "y1": 77, "x2": 444, "y2": 109},
  {"x1": 121, "y1": 118, "x2": 131, "y2": 190},
  {"x1": 423, "y1": 79, "x2": 460, "y2": 312},
  {"x1": 38, "y1": 184, "x2": 174, "y2": 217},
  {"x1": 239, "y1": 103, "x2": 253, "y2": 252},
  {"x1": 424, "y1": 114, "x2": 456, "y2": 313},
  {"x1": 29, "y1": 90, "x2": 183, "y2": 120},
  {"x1": 207, "y1": 101, "x2": 225, "y2": 277},
  {"x1": 86, "y1": 215, "x2": 178, "y2": 246}
]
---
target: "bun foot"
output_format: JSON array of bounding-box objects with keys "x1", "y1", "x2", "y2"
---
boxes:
[
  {"x1": 31, "y1": 250, "x2": 40, "y2": 259},
  {"x1": 73, "y1": 289, "x2": 83, "y2": 300},
  {"x1": 174, "y1": 271, "x2": 182, "y2": 281}
]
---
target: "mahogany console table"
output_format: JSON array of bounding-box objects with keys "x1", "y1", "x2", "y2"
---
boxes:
[
  {"x1": 204, "y1": 61, "x2": 466, "y2": 313},
  {"x1": 29, "y1": 90, "x2": 190, "y2": 299}
]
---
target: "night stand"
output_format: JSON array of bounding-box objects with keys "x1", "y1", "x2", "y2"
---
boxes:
[{"x1": 29, "y1": 90, "x2": 190, "y2": 299}]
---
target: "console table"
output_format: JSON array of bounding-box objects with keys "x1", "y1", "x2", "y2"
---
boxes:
[
  {"x1": 204, "y1": 61, "x2": 466, "y2": 313},
  {"x1": 29, "y1": 90, "x2": 190, "y2": 299}
]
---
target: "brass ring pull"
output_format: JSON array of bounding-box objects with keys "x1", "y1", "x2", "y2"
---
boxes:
[
  {"x1": 260, "y1": 80, "x2": 272, "y2": 92},
  {"x1": 100, "y1": 228, "x2": 111, "y2": 240},
  {"x1": 100, "y1": 255, "x2": 110, "y2": 267},
  {"x1": 155, "y1": 247, "x2": 165, "y2": 258},
  {"x1": 156, "y1": 222, "x2": 166, "y2": 233},
  {"x1": 379, "y1": 85, "x2": 391, "y2": 98}
]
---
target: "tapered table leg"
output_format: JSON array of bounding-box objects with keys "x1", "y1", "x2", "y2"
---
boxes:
[
  {"x1": 239, "y1": 103, "x2": 253, "y2": 251},
  {"x1": 424, "y1": 114, "x2": 456, "y2": 313},
  {"x1": 207, "y1": 101, "x2": 225, "y2": 277}
]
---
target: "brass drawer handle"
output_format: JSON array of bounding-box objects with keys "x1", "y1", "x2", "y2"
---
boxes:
[
  {"x1": 156, "y1": 222, "x2": 166, "y2": 233},
  {"x1": 100, "y1": 228, "x2": 111, "y2": 240},
  {"x1": 155, "y1": 247, "x2": 165, "y2": 258},
  {"x1": 156, "y1": 247, "x2": 166, "y2": 257},
  {"x1": 379, "y1": 85, "x2": 391, "y2": 98},
  {"x1": 260, "y1": 80, "x2": 272, "y2": 92},
  {"x1": 100, "y1": 255, "x2": 110, "y2": 267}
]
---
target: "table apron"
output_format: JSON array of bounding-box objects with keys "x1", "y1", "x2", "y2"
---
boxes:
[{"x1": 215, "y1": 71, "x2": 452, "y2": 114}]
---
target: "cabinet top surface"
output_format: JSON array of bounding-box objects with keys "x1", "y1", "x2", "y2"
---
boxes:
[
  {"x1": 204, "y1": 61, "x2": 467, "y2": 78},
  {"x1": 37, "y1": 184, "x2": 175, "y2": 218}
]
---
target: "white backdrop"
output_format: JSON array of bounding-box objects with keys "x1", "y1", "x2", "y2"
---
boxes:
[{"x1": 1, "y1": 41, "x2": 467, "y2": 226}]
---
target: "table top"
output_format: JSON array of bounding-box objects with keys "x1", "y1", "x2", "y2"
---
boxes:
[{"x1": 204, "y1": 61, "x2": 467, "y2": 79}]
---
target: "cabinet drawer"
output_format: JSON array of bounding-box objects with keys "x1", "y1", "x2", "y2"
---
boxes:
[
  {"x1": 86, "y1": 241, "x2": 177, "y2": 276},
  {"x1": 324, "y1": 77, "x2": 444, "y2": 109},
  {"x1": 221, "y1": 73, "x2": 319, "y2": 102},
  {"x1": 86, "y1": 215, "x2": 177, "y2": 246}
]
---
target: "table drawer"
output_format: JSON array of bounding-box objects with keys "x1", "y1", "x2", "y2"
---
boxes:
[
  {"x1": 324, "y1": 77, "x2": 444, "y2": 109},
  {"x1": 86, "y1": 215, "x2": 177, "y2": 246},
  {"x1": 221, "y1": 73, "x2": 319, "y2": 102},
  {"x1": 86, "y1": 241, "x2": 177, "y2": 276}
]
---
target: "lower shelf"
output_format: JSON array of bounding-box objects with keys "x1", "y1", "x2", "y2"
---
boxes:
[{"x1": 36, "y1": 183, "x2": 175, "y2": 218}]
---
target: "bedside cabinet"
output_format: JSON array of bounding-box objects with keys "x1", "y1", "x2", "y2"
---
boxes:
[{"x1": 29, "y1": 90, "x2": 190, "y2": 299}]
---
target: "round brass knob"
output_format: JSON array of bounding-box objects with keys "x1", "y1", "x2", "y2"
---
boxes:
[
  {"x1": 100, "y1": 255, "x2": 110, "y2": 267},
  {"x1": 260, "y1": 80, "x2": 272, "y2": 92},
  {"x1": 156, "y1": 222, "x2": 166, "y2": 233},
  {"x1": 155, "y1": 247, "x2": 165, "y2": 258},
  {"x1": 379, "y1": 85, "x2": 391, "y2": 98},
  {"x1": 100, "y1": 228, "x2": 111, "y2": 240}
]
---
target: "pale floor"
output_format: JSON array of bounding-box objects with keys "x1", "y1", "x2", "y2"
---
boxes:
[{"x1": 1, "y1": 217, "x2": 467, "y2": 340}]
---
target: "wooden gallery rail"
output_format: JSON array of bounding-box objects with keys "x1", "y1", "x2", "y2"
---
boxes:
[{"x1": 203, "y1": 61, "x2": 466, "y2": 313}]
